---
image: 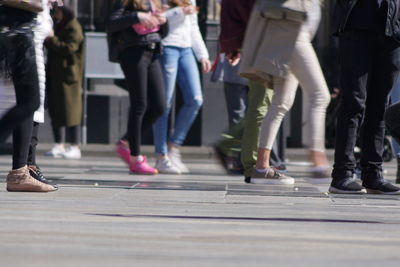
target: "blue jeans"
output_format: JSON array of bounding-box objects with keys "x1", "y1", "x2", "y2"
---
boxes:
[
  {"x1": 153, "y1": 47, "x2": 203, "y2": 155},
  {"x1": 391, "y1": 74, "x2": 400, "y2": 156}
]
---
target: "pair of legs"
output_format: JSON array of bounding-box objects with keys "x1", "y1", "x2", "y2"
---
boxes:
[
  {"x1": 0, "y1": 32, "x2": 40, "y2": 169},
  {"x1": 256, "y1": 30, "x2": 331, "y2": 172},
  {"x1": 390, "y1": 76, "x2": 400, "y2": 156},
  {"x1": 385, "y1": 101, "x2": 400, "y2": 183},
  {"x1": 119, "y1": 46, "x2": 165, "y2": 160},
  {"x1": 153, "y1": 46, "x2": 203, "y2": 158},
  {"x1": 52, "y1": 124, "x2": 80, "y2": 145},
  {"x1": 331, "y1": 32, "x2": 400, "y2": 193},
  {"x1": 224, "y1": 82, "x2": 248, "y2": 129},
  {"x1": 217, "y1": 80, "x2": 285, "y2": 177},
  {"x1": 0, "y1": 31, "x2": 55, "y2": 192}
]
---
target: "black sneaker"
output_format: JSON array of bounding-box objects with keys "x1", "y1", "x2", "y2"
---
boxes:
[
  {"x1": 244, "y1": 176, "x2": 251, "y2": 183},
  {"x1": 329, "y1": 177, "x2": 366, "y2": 194},
  {"x1": 28, "y1": 166, "x2": 58, "y2": 190},
  {"x1": 363, "y1": 180, "x2": 400, "y2": 195}
]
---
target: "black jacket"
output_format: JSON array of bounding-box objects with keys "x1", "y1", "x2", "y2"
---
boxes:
[
  {"x1": 0, "y1": 6, "x2": 36, "y2": 28},
  {"x1": 106, "y1": 0, "x2": 168, "y2": 62},
  {"x1": 333, "y1": 0, "x2": 400, "y2": 42}
]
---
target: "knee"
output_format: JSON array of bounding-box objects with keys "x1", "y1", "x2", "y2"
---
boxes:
[
  {"x1": 271, "y1": 102, "x2": 292, "y2": 117},
  {"x1": 188, "y1": 95, "x2": 203, "y2": 110},
  {"x1": 310, "y1": 89, "x2": 331, "y2": 109},
  {"x1": 131, "y1": 101, "x2": 147, "y2": 116},
  {"x1": 151, "y1": 101, "x2": 166, "y2": 119}
]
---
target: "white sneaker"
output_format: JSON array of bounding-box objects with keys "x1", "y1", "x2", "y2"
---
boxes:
[
  {"x1": 155, "y1": 158, "x2": 181, "y2": 174},
  {"x1": 63, "y1": 146, "x2": 81, "y2": 159},
  {"x1": 45, "y1": 144, "x2": 65, "y2": 158},
  {"x1": 168, "y1": 147, "x2": 189, "y2": 173}
]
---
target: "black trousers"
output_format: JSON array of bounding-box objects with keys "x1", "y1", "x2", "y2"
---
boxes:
[
  {"x1": 332, "y1": 32, "x2": 400, "y2": 182},
  {"x1": 119, "y1": 46, "x2": 165, "y2": 156},
  {"x1": 0, "y1": 31, "x2": 40, "y2": 169},
  {"x1": 385, "y1": 101, "x2": 400, "y2": 145},
  {"x1": 52, "y1": 125, "x2": 80, "y2": 145}
]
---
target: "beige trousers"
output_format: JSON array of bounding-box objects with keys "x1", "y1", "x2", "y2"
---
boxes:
[{"x1": 258, "y1": 30, "x2": 330, "y2": 152}]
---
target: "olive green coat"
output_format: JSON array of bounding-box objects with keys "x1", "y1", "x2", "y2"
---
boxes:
[{"x1": 46, "y1": 18, "x2": 84, "y2": 127}]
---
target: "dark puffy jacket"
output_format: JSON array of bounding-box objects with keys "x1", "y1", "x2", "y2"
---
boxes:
[
  {"x1": 0, "y1": 6, "x2": 36, "y2": 28},
  {"x1": 333, "y1": 0, "x2": 400, "y2": 42},
  {"x1": 106, "y1": 0, "x2": 168, "y2": 62}
]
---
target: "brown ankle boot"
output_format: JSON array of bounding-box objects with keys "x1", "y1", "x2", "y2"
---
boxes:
[{"x1": 6, "y1": 165, "x2": 57, "y2": 192}]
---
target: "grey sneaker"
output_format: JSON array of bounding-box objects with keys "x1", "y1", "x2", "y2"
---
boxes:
[
  {"x1": 329, "y1": 177, "x2": 366, "y2": 194},
  {"x1": 250, "y1": 168, "x2": 295, "y2": 185}
]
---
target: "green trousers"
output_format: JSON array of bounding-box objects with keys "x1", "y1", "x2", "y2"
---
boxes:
[{"x1": 218, "y1": 80, "x2": 274, "y2": 178}]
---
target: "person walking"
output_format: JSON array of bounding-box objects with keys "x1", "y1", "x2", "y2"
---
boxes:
[
  {"x1": 215, "y1": 0, "x2": 287, "y2": 181},
  {"x1": 0, "y1": 4, "x2": 56, "y2": 192},
  {"x1": 330, "y1": 0, "x2": 400, "y2": 194},
  {"x1": 45, "y1": 5, "x2": 84, "y2": 159},
  {"x1": 242, "y1": 0, "x2": 331, "y2": 185},
  {"x1": 385, "y1": 99, "x2": 400, "y2": 184},
  {"x1": 152, "y1": 0, "x2": 211, "y2": 174},
  {"x1": 389, "y1": 78, "x2": 400, "y2": 183},
  {"x1": 108, "y1": 0, "x2": 168, "y2": 175}
]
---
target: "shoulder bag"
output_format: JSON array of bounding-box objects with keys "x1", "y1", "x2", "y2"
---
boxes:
[{"x1": 0, "y1": 0, "x2": 44, "y2": 13}]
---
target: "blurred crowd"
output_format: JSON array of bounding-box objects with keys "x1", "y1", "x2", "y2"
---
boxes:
[{"x1": 1, "y1": 0, "x2": 400, "y2": 195}]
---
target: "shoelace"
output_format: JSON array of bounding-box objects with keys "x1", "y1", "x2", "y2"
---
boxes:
[{"x1": 271, "y1": 169, "x2": 283, "y2": 178}]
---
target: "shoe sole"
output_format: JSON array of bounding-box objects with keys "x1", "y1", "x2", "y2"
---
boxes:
[
  {"x1": 7, "y1": 186, "x2": 57, "y2": 192},
  {"x1": 365, "y1": 189, "x2": 400, "y2": 195},
  {"x1": 129, "y1": 171, "x2": 158, "y2": 175},
  {"x1": 250, "y1": 178, "x2": 295, "y2": 185},
  {"x1": 328, "y1": 186, "x2": 366, "y2": 194},
  {"x1": 157, "y1": 169, "x2": 182, "y2": 174}
]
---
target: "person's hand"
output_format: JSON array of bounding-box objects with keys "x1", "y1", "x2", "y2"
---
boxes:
[
  {"x1": 154, "y1": 11, "x2": 167, "y2": 25},
  {"x1": 200, "y1": 58, "x2": 212, "y2": 73},
  {"x1": 226, "y1": 50, "x2": 241, "y2": 66},
  {"x1": 48, "y1": 29, "x2": 54, "y2": 38},
  {"x1": 138, "y1": 12, "x2": 159, "y2": 28},
  {"x1": 182, "y1": 5, "x2": 198, "y2": 15}
]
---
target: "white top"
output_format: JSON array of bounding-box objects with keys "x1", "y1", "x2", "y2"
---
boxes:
[{"x1": 163, "y1": 0, "x2": 209, "y2": 61}]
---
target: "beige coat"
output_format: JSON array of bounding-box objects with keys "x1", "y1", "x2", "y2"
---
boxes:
[{"x1": 239, "y1": 1, "x2": 304, "y2": 87}]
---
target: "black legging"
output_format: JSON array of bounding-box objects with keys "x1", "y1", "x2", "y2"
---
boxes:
[
  {"x1": 0, "y1": 32, "x2": 40, "y2": 169},
  {"x1": 52, "y1": 125, "x2": 80, "y2": 145},
  {"x1": 27, "y1": 122, "x2": 40, "y2": 167},
  {"x1": 119, "y1": 46, "x2": 165, "y2": 156}
]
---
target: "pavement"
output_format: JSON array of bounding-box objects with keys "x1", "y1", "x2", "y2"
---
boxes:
[{"x1": 1, "y1": 144, "x2": 400, "y2": 267}]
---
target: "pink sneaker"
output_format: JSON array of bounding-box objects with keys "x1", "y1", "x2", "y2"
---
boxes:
[
  {"x1": 115, "y1": 140, "x2": 131, "y2": 165},
  {"x1": 129, "y1": 156, "x2": 158, "y2": 175}
]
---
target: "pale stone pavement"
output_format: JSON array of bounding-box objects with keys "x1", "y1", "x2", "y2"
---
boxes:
[{"x1": 1, "y1": 145, "x2": 400, "y2": 267}]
